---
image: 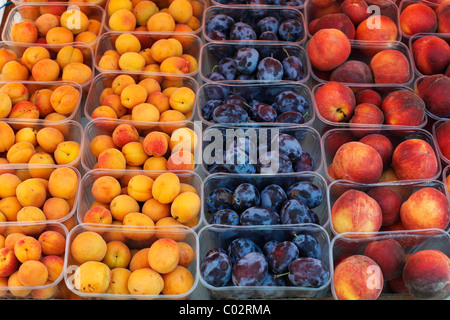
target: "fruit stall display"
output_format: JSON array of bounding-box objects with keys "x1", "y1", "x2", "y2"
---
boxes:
[{"x1": 0, "y1": 0, "x2": 448, "y2": 301}]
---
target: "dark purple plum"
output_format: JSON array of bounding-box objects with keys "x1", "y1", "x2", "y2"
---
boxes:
[
  {"x1": 257, "y1": 16, "x2": 279, "y2": 34},
  {"x1": 286, "y1": 181, "x2": 323, "y2": 209},
  {"x1": 232, "y1": 252, "x2": 268, "y2": 286},
  {"x1": 258, "y1": 150, "x2": 294, "y2": 174},
  {"x1": 202, "y1": 99, "x2": 223, "y2": 121},
  {"x1": 263, "y1": 240, "x2": 280, "y2": 256},
  {"x1": 282, "y1": 55, "x2": 305, "y2": 81},
  {"x1": 276, "y1": 111, "x2": 305, "y2": 124},
  {"x1": 207, "y1": 163, "x2": 229, "y2": 174},
  {"x1": 207, "y1": 29, "x2": 228, "y2": 41},
  {"x1": 240, "y1": 206, "x2": 280, "y2": 225},
  {"x1": 280, "y1": 199, "x2": 320, "y2": 225},
  {"x1": 204, "y1": 78, "x2": 229, "y2": 101},
  {"x1": 217, "y1": 57, "x2": 239, "y2": 80},
  {"x1": 206, "y1": 14, "x2": 235, "y2": 34},
  {"x1": 256, "y1": 57, "x2": 284, "y2": 81},
  {"x1": 250, "y1": 103, "x2": 277, "y2": 122},
  {"x1": 212, "y1": 104, "x2": 248, "y2": 123},
  {"x1": 272, "y1": 90, "x2": 309, "y2": 115},
  {"x1": 209, "y1": 209, "x2": 240, "y2": 225},
  {"x1": 293, "y1": 151, "x2": 314, "y2": 172},
  {"x1": 236, "y1": 73, "x2": 256, "y2": 80},
  {"x1": 205, "y1": 247, "x2": 227, "y2": 258},
  {"x1": 227, "y1": 237, "x2": 262, "y2": 264},
  {"x1": 206, "y1": 187, "x2": 234, "y2": 213},
  {"x1": 287, "y1": 257, "x2": 330, "y2": 288},
  {"x1": 206, "y1": 71, "x2": 226, "y2": 81},
  {"x1": 260, "y1": 184, "x2": 287, "y2": 212},
  {"x1": 200, "y1": 251, "x2": 232, "y2": 287},
  {"x1": 267, "y1": 241, "x2": 299, "y2": 274},
  {"x1": 261, "y1": 271, "x2": 288, "y2": 286},
  {"x1": 232, "y1": 183, "x2": 260, "y2": 212},
  {"x1": 275, "y1": 133, "x2": 303, "y2": 161},
  {"x1": 224, "y1": 94, "x2": 248, "y2": 109},
  {"x1": 259, "y1": 31, "x2": 279, "y2": 41},
  {"x1": 223, "y1": 148, "x2": 258, "y2": 174},
  {"x1": 278, "y1": 19, "x2": 303, "y2": 41},
  {"x1": 230, "y1": 22, "x2": 257, "y2": 40},
  {"x1": 292, "y1": 232, "x2": 322, "y2": 259},
  {"x1": 234, "y1": 47, "x2": 259, "y2": 74}
]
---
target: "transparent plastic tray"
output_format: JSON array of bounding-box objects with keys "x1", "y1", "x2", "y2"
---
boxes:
[
  {"x1": 432, "y1": 120, "x2": 450, "y2": 166},
  {"x1": 398, "y1": 0, "x2": 440, "y2": 42},
  {"x1": 414, "y1": 75, "x2": 450, "y2": 123}
]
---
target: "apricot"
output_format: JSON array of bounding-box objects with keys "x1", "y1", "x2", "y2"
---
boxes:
[
  {"x1": 118, "y1": 52, "x2": 146, "y2": 71},
  {"x1": 122, "y1": 212, "x2": 155, "y2": 241},
  {"x1": 167, "y1": 150, "x2": 195, "y2": 171},
  {"x1": 90, "y1": 135, "x2": 117, "y2": 158},
  {"x1": 129, "y1": 247, "x2": 150, "y2": 271},
  {"x1": 4, "y1": 232, "x2": 25, "y2": 250},
  {"x1": 48, "y1": 167, "x2": 79, "y2": 200},
  {"x1": 8, "y1": 271, "x2": 31, "y2": 297},
  {"x1": 138, "y1": 78, "x2": 161, "y2": 96},
  {"x1": 115, "y1": 33, "x2": 141, "y2": 55},
  {"x1": 126, "y1": 174, "x2": 153, "y2": 202},
  {"x1": 147, "y1": 12, "x2": 175, "y2": 34},
  {"x1": 150, "y1": 39, "x2": 176, "y2": 63},
  {"x1": 16, "y1": 178, "x2": 47, "y2": 208},
  {"x1": 0, "y1": 49, "x2": 17, "y2": 73},
  {"x1": 36, "y1": 127, "x2": 64, "y2": 154},
  {"x1": 177, "y1": 241, "x2": 194, "y2": 267},
  {"x1": 0, "y1": 82, "x2": 28, "y2": 105},
  {"x1": 159, "y1": 56, "x2": 190, "y2": 75},
  {"x1": 98, "y1": 55, "x2": 120, "y2": 71},
  {"x1": 35, "y1": 14, "x2": 60, "y2": 37},
  {"x1": 92, "y1": 176, "x2": 122, "y2": 204},
  {"x1": 8, "y1": 101, "x2": 40, "y2": 121},
  {"x1": 60, "y1": 9, "x2": 89, "y2": 35},
  {"x1": 46, "y1": 27, "x2": 74, "y2": 45},
  {"x1": 170, "y1": 191, "x2": 200, "y2": 224},
  {"x1": 133, "y1": 0, "x2": 159, "y2": 26},
  {"x1": 102, "y1": 94, "x2": 127, "y2": 117},
  {"x1": 109, "y1": 9, "x2": 137, "y2": 31},
  {"x1": 14, "y1": 236, "x2": 42, "y2": 263},
  {"x1": 168, "y1": 87, "x2": 195, "y2": 113},
  {"x1": 21, "y1": 46, "x2": 51, "y2": 71},
  {"x1": 107, "y1": 0, "x2": 133, "y2": 16},
  {"x1": 83, "y1": 206, "x2": 113, "y2": 225},
  {"x1": 18, "y1": 260, "x2": 48, "y2": 286},
  {"x1": 141, "y1": 198, "x2": 170, "y2": 222},
  {"x1": 127, "y1": 268, "x2": 164, "y2": 295},
  {"x1": 16, "y1": 206, "x2": 47, "y2": 234},
  {"x1": 74, "y1": 261, "x2": 111, "y2": 294},
  {"x1": 180, "y1": 53, "x2": 198, "y2": 73},
  {"x1": 50, "y1": 85, "x2": 81, "y2": 116},
  {"x1": 28, "y1": 153, "x2": 55, "y2": 179},
  {"x1": 41, "y1": 255, "x2": 64, "y2": 282},
  {"x1": 0, "y1": 197, "x2": 22, "y2": 221},
  {"x1": 152, "y1": 172, "x2": 180, "y2": 204},
  {"x1": 148, "y1": 238, "x2": 180, "y2": 274},
  {"x1": 1, "y1": 61, "x2": 29, "y2": 81},
  {"x1": 109, "y1": 194, "x2": 140, "y2": 221},
  {"x1": 147, "y1": 92, "x2": 170, "y2": 114},
  {"x1": 158, "y1": 110, "x2": 187, "y2": 134},
  {"x1": 42, "y1": 197, "x2": 71, "y2": 221},
  {"x1": 112, "y1": 123, "x2": 140, "y2": 148},
  {"x1": 0, "y1": 122, "x2": 15, "y2": 152},
  {"x1": 62, "y1": 62, "x2": 93, "y2": 85},
  {"x1": 71, "y1": 231, "x2": 107, "y2": 263},
  {"x1": 161, "y1": 265, "x2": 194, "y2": 295},
  {"x1": 29, "y1": 89, "x2": 53, "y2": 118},
  {"x1": 121, "y1": 142, "x2": 147, "y2": 166},
  {"x1": 11, "y1": 20, "x2": 39, "y2": 43},
  {"x1": 101, "y1": 240, "x2": 131, "y2": 269},
  {"x1": 120, "y1": 84, "x2": 148, "y2": 109},
  {"x1": 142, "y1": 131, "x2": 168, "y2": 157},
  {"x1": 143, "y1": 156, "x2": 168, "y2": 171},
  {"x1": 0, "y1": 173, "x2": 21, "y2": 198},
  {"x1": 106, "y1": 267, "x2": 131, "y2": 294},
  {"x1": 54, "y1": 141, "x2": 81, "y2": 165},
  {"x1": 97, "y1": 148, "x2": 127, "y2": 171}
]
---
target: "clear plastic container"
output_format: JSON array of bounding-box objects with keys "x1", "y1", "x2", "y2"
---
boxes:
[
  {"x1": 210, "y1": 0, "x2": 305, "y2": 11},
  {"x1": 78, "y1": 168, "x2": 204, "y2": 230},
  {"x1": 408, "y1": 33, "x2": 450, "y2": 78},
  {"x1": 202, "y1": 123, "x2": 323, "y2": 175},
  {"x1": 103, "y1": 0, "x2": 205, "y2": 36},
  {"x1": 202, "y1": 171, "x2": 329, "y2": 229},
  {"x1": 0, "y1": 81, "x2": 83, "y2": 123},
  {"x1": 308, "y1": 40, "x2": 415, "y2": 87},
  {"x1": 0, "y1": 118, "x2": 84, "y2": 168},
  {"x1": 1, "y1": 3, "x2": 106, "y2": 47},
  {"x1": 432, "y1": 120, "x2": 450, "y2": 167},
  {"x1": 0, "y1": 41, "x2": 95, "y2": 93},
  {"x1": 0, "y1": 221, "x2": 69, "y2": 299},
  {"x1": 11, "y1": 0, "x2": 107, "y2": 8},
  {"x1": 197, "y1": 224, "x2": 332, "y2": 299},
  {"x1": 414, "y1": 75, "x2": 450, "y2": 123},
  {"x1": 64, "y1": 222, "x2": 199, "y2": 300},
  {"x1": 94, "y1": 31, "x2": 202, "y2": 78},
  {"x1": 81, "y1": 118, "x2": 201, "y2": 173},
  {"x1": 203, "y1": 5, "x2": 306, "y2": 45},
  {"x1": 305, "y1": 0, "x2": 401, "y2": 40},
  {"x1": 84, "y1": 72, "x2": 198, "y2": 123},
  {"x1": 330, "y1": 228, "x2": 450, "y2": 300},
  {"x1": 197, "y1": 81, "x2": 316, "y2": 127},
  {"x1": 327, "y1": 179, "x2": 449, "y2": 237},
  {"x1": 398, "y1": 0, "x2": 440, "y2": 42},
  {"x1": 312, "y1": 83, "x2": 428, "y2": 135},
  {"x1": 199, "y1": 40, "x2": 310, "y2": 84},
  {"x1": 321, "y1": 127, "x2": 442, "y2": 184}
]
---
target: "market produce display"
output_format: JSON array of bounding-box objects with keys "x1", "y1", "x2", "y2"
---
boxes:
[{"x1": 0, "y1": 0, "x2": 448, "y2": 301}]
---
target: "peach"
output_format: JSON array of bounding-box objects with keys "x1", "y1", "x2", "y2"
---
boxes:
[
  {"x1": 11, "y1": 20, "x2": 39, "y2": 43},
  {"x1": 122, "y1": 212, "x2": 155, "y2": 241},
  {"x1": 115, "y1": 33, "x2": 141, "y2": 55},
  {"x1": 129, "y1": 247, "x2": 150, "y2": 271},
  {"x1": 436, "y1": 121, "x2": 450, "y2": 160},
  {"x1": 0, "y1": 82, "x2": 28, "y2": 105},
  {"x1": 8, "y1": 101, "x2": 40, "y2": 121},
  {"x1": 127, "y1": 174, "x2": 154, "y2": 202},
  {"x1": 35, "y1": 14, "x2": 60, "y2": 37},
  {"x1": 18, "y1": 260, "x2": 48, "y2": 286},
  {"x1": 1, "y1": 61, "x2": 29, "y2": 81},
  {"x1": 0, "y1": 247, "x2": 19, "y2": 277},
  {"x1": 60, "y1": 9, "x2": 89, "y2": 35},
  {"x1": 92, "y1": 176, "x2": 122, "y2": 204},
  {"x1": 142, "y1": 131, "x2": 168, "y2": 157},
  {"x1": 120, "y1": 84, "x2": 148, "y2": 109},
  {"x1": 54, "y1": 141, "x2": 81, "y2": 165},
  {"x1": 16, "y1": 178, "x2": 47, "y2": 208},
  {"x1": 312, "y1": 13, "x2": 355, "y2": 39},
  {"x1": 133, "y1": 0, "x2": 159, "y2": 26},
  {"x1": 416, "y1": 74, "x2": 450, "y2": 118},
  {"x1": 8, "y1": 271, "x2": 31, "y2": 297},
  {"x1": 364, "y1": 239, "x2": 405, "y2": 281},
  {"x1": 161, "y1": 265, "x2": 194, "y2": 295},
  {"x1": 370, "y1": 50, "x2": 411, "y2": 84},
  {"x1": 314, "y1": 82, "x2": 356, "y2": 123},
  {"x1": 436, "y1": 2, "x2": 450, "y2": 33},
  {"x1": 349, "y1": 103, "x2": 384, "y2": 137},
  {"x1": 332, "y1": 141, "x2": 383, "y2": 183},
  {"x1": 101, "y1": 240, "x2": 131, "y2": 269},
  {"x1": 381, "y1": 90, "x2": 425, "y2": 127},
  {"x1": 355, "y1": 15, "x2": 398, "y2": 43},
  {"x1": 152, "y1": 172, "x2": 181, "y2": 204},
  {"x1": 45, "y1": 27, "x2": 74, "y2": 45},
  {"x1": 0, "y1": 49, "x2": 18, "y2": 72},
  {"x1": 109, "y1": 194, "x2": 140, "y2": 221},
  {"x1": 21, "y1": 46, "x2": 51, "y2": 71},
  {"x1": 127, "y1": 267, "x2": 163, "y2": 295},
  {"x1": 147, "y1": 12, "x2": 175, "y2": 34},
  {"x1": 97, "y1": 148, "x2": 127, "y2": 171},
  {"x1": 355, "y1": 89, "x2": 382, "y2": 108},
  {"x1": 367, "y1": 186, "x2": 402, "y2": 227},
  {"x1": 159, "y1": 56, "x2": 190, "y2": 75},
  {"x1": 170, "y1": 191, "x2": 199, "y2": 224},
  {"x1": 166, "y1": 150, "x2": 195, "y2": 171},
  {"x1": 112, "y1": 123, "x2": 140, "y2": 148},
  {"x1": 392, "y1": 139, "x2": 438, "y2": 181},
  {"x1": 360, "y1": 134, "x2": 394, "y2": 170},
  {"x1": 0, "y1": 197, "x2": 22, "y2": 221},
  {"x1": 62, "y1": 62, "x2": 93, "y2": 85},
  {"x1": 333, "y1": 255, "x2": 383, "y2": 300},
  {"x1": 0, "y1": 173, "x2": 21, "y2": 198},
  {"x1": 106, "y1": 267, "x2": 131, "y2": 294},
  {"x1": 83, "y1": 206, "x2": 114, "y2": 225},
  {"x1": 331, "y1": 189, "x2": 383, "y2": 234},
  {"x1": 339, "y1": 0, "x2": 370, "y2": 25},
  {"x1": 109, "y1": 9, "x2": 137, "y2": 31},
  {"x1": 71, "y1": 231, "x2": 107, "y2": 263},
  {"x1": 412, "y1": 36, "x2": 450, "y2": 76},
  {"x1": 329, "y1": 60, "x2": 373, "y2": 84},
  {"x1": 14, "y1": 236, "x2": 42, "y2": 263},
  {"x1": 400, "y1": 3, "x2": 437, "y2": 36},
  {"x1": 148, "y1": 237, "x2": 180, "y2": 274},
  {"x1": 131, "y1": 103, "x2": 160, "y2": 122},
  {"x1": 74, "y1": 261, "x2": 111, "y2": 294},
  {"x1": 308, "y1": 28, "x2": 351, "y2": 72},
  {"x1": 48, "y1": 167, "x2": 79, "y2": 200},
  {"x1": 400, "y1": 187, "x2": 450, "y2": 230},
  {"x1": 122, "y1": 142, "x2": 148, "y2": 166},
  {"x1": 402, "y1": 250, "x2": 450, "y2": 300},
  {"x1": 50, "y1": 85, "x2": 81, "y2": 116},
  {"x1": 90, "y1": 135, "x2": 117, "y2": 158}
]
